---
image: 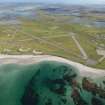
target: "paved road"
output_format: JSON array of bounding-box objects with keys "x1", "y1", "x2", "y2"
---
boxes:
[
  {"x1": 71, "y1": 35, "x2": 88, "y2": 60},
  {"x1": 42, "y1": 35, "x2": 69, "y2": 39},
  {"x1": 99, "y1": 56, "x2": 105, "y2": 62},
  {"x1": 3, "y1": 26, "x2": 81, "y2": 58}
]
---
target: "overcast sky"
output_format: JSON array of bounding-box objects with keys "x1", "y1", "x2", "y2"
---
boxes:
[{"x1": 0, "y1": 0, "x2": 105, "y2": 4}]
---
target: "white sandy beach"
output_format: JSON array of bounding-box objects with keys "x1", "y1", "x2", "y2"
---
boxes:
[{"x1": 0, "y1": 55, "x2": 105, "y2": 78}]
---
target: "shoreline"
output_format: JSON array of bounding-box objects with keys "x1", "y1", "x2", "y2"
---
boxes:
[{"x1": 0, "y1": 55, "x2": 105, "y2": 78}]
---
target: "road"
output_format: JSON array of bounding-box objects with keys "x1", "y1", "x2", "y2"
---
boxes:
[
  {"x1": 71, "y1": 35, "x2": 88, "y2": 60},
  {"x1": 1, "y1": 26, "x2": 82, "y2": 58}
]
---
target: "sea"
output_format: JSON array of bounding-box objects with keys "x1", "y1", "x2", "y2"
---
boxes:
[{"x1": 0, "y1": 61, "x2": 105, "y2": 105}]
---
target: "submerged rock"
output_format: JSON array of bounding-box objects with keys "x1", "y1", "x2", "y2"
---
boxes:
[
  {"x1": 0, "y1": 61, "x2": 104, "y2": 105},
  {"x1": 91, "y1": 97, "x2": 103, "y2": 105}
]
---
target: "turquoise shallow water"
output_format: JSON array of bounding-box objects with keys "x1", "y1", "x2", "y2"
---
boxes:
[{"x1": 0, "y1": 61, "x2": 105, "y2": 105}]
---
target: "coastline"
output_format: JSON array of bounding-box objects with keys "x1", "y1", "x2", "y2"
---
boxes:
[{"x1": 0, "y1": 55, "x2": 105, "y2": 78}]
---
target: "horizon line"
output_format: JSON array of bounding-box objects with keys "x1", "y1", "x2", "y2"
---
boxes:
[{"x1": 0, "y1": 1, "x2": 105, "y2": 5}]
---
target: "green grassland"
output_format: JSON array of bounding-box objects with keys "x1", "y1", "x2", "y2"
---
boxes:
[{"x1": 0, "y1": 11, "x2": 105, "y2": 69}]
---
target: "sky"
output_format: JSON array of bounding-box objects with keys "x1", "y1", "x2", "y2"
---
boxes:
[{"x1": 0, "y1": 0, "x2": 105, "y2": 4}]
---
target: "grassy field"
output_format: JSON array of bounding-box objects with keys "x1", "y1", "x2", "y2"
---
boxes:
[{"x1": 0, "y1": 11, "x2": 105, "y2": 69}]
